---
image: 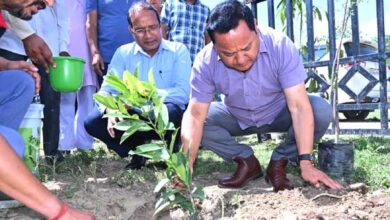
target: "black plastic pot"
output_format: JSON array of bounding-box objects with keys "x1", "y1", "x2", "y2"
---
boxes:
[{"x1": 318, "y1": 141, "x2": 354, "y2": 183}]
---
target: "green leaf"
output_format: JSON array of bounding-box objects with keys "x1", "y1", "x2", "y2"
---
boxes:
[
  {"x1": 157, "y1": 113, "x2": 166, "y2": 133},
  {"x1": 168, "y1": 129, "x2": 179, "y2": 154},
  {"x1": 172, "y1": 193, "x2": 194, "y2": 212},
  {"x1": 168, "y1": 193, "x2": 175, "y2": 201},
  {"x1": 129, "y1": 150, "x2": 156, "y2": 160},
  {"x1": 140, "y1": 104, "x2": 154, "y2": 115},
  {"x1": 148, "y1": 68, "x2": 155, "y2": 86},
  {"x1": 122, "y1": 70, "x2": 137, "y2": 95},
  {"x1": 315, "y1": 7, "x2": 322, "y2": 21},
  {"x1": 134, "y1": 66, "x2": 139, "y2": 78},
  {"x1": 119, "y1": 122, "x2": 149, "y2": 144},
  {"x1": 171, "y1": 153, "x2": 192, "y2": 187},
  {"x1": 159, "y1": 148, "x2": 170, "y2": 161},
  {"x1": 103, "y1": 112, "x2": 135, "y2": 119},
  {"x1": 117, "y1": 102, "x2": 129, "y2": 115},
  {"x1": 113, "y1": 122, "x2": 130, "y2": 131},
  {"x1": 154, "y1": 178, "x2": 170, "y2": 193},
  {"x1": 133, "y1": 143, "x2": 163, "y2": 153},
  {"x1": 138, "y1": 125, "x2": 153, "y2": 132},
  {"x1": 137, "y1": 81, "x2": 152, "y2": 97},
  {"x1": 104, "y1": 73, "x2": 129, "y2": 95},
  {"x1": 166, "y1": 122, "x2": 175, "y2": 130},
  {"x1": 191, "y1": 187, "x2": 205, "y2": 200},
  {"x1": 155, "y1": 198, "x2": 165, "y2": 210},
  {"x1": 114, "y1": 120, "x2": 144, "y2": 131},
  {"x1": 132, "y1": 96, "x2": 148, "y2": 106},
  {"x1": 160, "y1": 104, "x2": 169, "y2": 129},
  {"x1": 154, "y1": 201, "x2": 172, "y2": 216},
  {"x1": 93, "y1": 94, "x2": 117, "y2": 109}
]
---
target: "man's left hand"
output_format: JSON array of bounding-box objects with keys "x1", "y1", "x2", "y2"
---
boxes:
[
  {"x1": 22, "y1": 34, "x2": 55, "y2": 72},
  {"x1": 300, "y1": 161, "x2": 343, "y2": 190}
]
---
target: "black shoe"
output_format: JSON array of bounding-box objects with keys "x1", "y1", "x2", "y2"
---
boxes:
[
  {"x1": 125, "y1": 155, "x2": 147, "y2": 170},
  {"x1": 60, "y1": 150, "x2": 71, "y2": 156}
]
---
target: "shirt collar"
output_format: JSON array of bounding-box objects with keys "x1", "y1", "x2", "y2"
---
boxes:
[
  {"x1": 258, "y1": 30, "x2": 267, "y2": 53},
  {"x1": 133, "y1": 39, "x2": 170, "y2": 56},
  {"x1": 179, "y1": 0, "x2": 200, "y2": 5}
]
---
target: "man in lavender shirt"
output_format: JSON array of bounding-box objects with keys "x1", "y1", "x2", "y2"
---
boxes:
[{"x1": 181, "y1": 0, "x2": 343, "y2": 192}]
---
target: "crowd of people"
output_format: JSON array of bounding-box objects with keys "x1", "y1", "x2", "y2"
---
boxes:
[{"x1": 0, "y1": 0, "x2": 342, "y2": 218}]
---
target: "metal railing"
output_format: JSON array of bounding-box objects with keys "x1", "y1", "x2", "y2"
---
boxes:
[{"x1": 249, "y1": 0, "x2": 390, "y2": 135}]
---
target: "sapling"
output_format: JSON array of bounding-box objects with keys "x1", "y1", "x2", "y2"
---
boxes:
[{"x1": 94, "y1": 69, "x2": 204, "y2": 218}]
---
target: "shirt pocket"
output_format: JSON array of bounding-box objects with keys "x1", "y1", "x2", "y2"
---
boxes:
[{"x1": 155, "y1": 66, "x2": 174, "y2": 88}]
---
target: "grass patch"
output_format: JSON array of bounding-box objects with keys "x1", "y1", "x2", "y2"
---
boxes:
[
  {"x1": 366, "y1": 109, "x2": 390, "y2": 121},
  {"x1": 349, "y1": 135, "x2": 390, "y2": 189},
  {"x1": 38, "y1": 134, "x2": 390, "y2": 190}
]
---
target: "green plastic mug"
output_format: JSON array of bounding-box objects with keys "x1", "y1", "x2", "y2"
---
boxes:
[{"x1": 49, "y1": 56, "x2": 85, "y2": 92}]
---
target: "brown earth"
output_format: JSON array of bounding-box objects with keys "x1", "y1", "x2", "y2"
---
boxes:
[{"x1": 1, "y1": 157, "x2": 389, "y2": 220}]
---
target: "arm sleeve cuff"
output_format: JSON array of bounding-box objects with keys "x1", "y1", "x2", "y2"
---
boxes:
[{"x1": 4, "y1": 12, "x2": 35, "y2": 40}]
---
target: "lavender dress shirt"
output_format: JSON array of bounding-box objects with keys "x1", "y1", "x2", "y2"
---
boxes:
[{"x1": 191, "y1": 26, "x2": 307, "y2": 129}]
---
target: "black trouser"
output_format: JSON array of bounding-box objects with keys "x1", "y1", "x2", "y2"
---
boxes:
[
  {"x1": 96, "y1": 62, "x2": 110, "y2": 86},
  {"x1": 0, "y1": 28, "x2": 5, "y2": 38},
  {"x1": 84, "y1": 103, "x2": 184, "y2": 157},
  {"x1": 0, "y1": 49, "x2": 61, "y2": 157}
]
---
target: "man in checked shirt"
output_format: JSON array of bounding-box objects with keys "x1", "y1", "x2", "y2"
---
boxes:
[{"x1": 161, "y1": 0, "x2": 210, "y2": 62}]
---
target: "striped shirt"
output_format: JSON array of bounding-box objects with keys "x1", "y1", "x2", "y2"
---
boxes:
[{"x1": 161, "y1": 0, "x2": 210, "y2": 62}]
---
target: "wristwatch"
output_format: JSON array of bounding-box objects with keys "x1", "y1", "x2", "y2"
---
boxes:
[{"x1": 298, "y1": 154, "x2": 313, "y2": 162}]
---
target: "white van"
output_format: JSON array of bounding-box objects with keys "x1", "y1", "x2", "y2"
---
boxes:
[
  {"x1": 338, "y1": 40, "x2": 390, "y2": 120},
  {"x1": 304, "y1": 40, "x2": 389, "y2": 120}
]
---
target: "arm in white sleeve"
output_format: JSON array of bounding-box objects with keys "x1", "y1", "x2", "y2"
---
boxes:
[
  {"x1": 54, "y1": 0, "x2": 70, "y2": 53},
  {"x1": 2, "y1": 11, "x2": 35, "y2": 40}
]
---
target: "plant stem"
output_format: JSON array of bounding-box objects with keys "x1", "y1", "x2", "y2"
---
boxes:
[{"x1": 331, "y1": 0, "x2": 351, "y2": 143}]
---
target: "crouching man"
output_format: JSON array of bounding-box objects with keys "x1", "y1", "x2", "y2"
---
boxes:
[{"x1": 180, "y1": 0, "x2": 342, "y2": 191}]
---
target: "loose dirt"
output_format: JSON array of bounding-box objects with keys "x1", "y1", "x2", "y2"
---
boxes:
[{"x1": 1, "y1": 158, "x2": 389, "y2": 220}]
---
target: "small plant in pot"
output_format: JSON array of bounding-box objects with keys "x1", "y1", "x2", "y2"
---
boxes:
[
  {"x1": 317, "y1": 0, "x2": 354, "y2": 184},
  {"x1": 93, "y1": 69, "x2": 204, "y2": 219}
]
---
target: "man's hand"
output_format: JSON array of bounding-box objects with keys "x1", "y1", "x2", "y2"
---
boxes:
[
  {"x1": 92, "y1": 53, "x2": 105, "y2": 76},
  {"x1": 105, "y1": 109, "x2": 123, "y2": 138},
  {"x1": 300, "y1": 161, "x2": 343, "y2": 190},
  {"x1": 57, "y1": 207, "x2": 95, "y2": 220},
  {"x1": 5, "y1": 60, "x2": 40, "y2": 93},
  {"x1": 107, "y1": 116, "x2": 118, "y2": 138},
  {"x1": 22, "y1": 34, "x2": 54, "y2": 72}
]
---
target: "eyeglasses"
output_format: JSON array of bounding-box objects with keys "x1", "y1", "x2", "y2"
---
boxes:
[
  {"x1": 132, "y1": 24, "x2": 160, "y2": 36},
  {"x1": 34, "y1": 0, "x2": 47, "y2": 9}
]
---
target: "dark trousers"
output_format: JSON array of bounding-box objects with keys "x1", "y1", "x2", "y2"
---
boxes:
[
  {"x1": 0, "y1": 49, "x2": 61, "y2": 157},
  {"x1": 84, "y1": 103, "x2": 184, "y2": 157},
  {"x1": 96, "y1": 62, "x2": 110, "y2": 86}
]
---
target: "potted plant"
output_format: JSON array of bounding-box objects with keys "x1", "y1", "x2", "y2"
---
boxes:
[{"x1": 317, "y1": 0, "x2": 354, "y2": 184}]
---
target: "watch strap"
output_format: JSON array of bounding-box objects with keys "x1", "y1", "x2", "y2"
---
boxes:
[{"x1": 298, "y1": 154, "x2": 313, "y2": 161}]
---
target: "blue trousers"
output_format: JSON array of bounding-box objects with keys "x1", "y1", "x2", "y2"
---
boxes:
[
  {"x1": 84, "y1": 103, "x2": 184, "y2": 157},
  {"x1": 0, "y1": 70, "x2": 35, "y2": 157},
  {"x1": 201, "y1": 95, "x2": 332, "y2": 164},
  {"x1": 0, "y1": 49, "x2": 61, "y2": 157},
  {"x1": 59, "y1": 86, "x2": 97, "y2": 150}
]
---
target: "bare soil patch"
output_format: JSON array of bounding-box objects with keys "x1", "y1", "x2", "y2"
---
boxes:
[{"x1": 1, "y1": 158, "x2": 389, "y2": 220}]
